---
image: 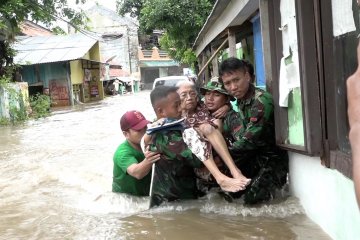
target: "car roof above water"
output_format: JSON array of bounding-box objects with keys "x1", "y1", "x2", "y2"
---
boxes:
[{"x1": 152, "y1": 76, "x2": 190, "y2": 89}]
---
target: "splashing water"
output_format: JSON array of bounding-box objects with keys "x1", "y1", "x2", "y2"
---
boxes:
[{"x1": 0, "y1": 91, "x2": 330, "y2": 240}]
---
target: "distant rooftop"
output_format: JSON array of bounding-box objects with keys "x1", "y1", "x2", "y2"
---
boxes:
[
  {"x1": 13, "y1": 34, "x2": 98, "y2": 65},
  {"x1": 20, "y1": 20, "x2": 53, "y2": 37},
  {"x1": 87, "y1": 5, "x2": 139, "y2": 30}
]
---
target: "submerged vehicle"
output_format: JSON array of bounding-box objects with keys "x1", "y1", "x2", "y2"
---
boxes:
[{"x1": 152, "y1": 76, "x2": 190, "y2": 89}]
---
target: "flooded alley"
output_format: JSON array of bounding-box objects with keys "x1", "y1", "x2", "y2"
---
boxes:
[{"x1": 0, "y1": 91, "x2": 330, "y2": 240}]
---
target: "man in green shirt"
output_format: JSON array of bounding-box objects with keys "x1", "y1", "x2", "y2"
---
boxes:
[{"x1": 112, "y1": 110, "x2": 160, "y2": 196}]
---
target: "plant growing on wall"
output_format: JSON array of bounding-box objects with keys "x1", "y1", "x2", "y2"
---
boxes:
[{"x1": 0, "y1": 78, "x2": 28, "y2": 125}]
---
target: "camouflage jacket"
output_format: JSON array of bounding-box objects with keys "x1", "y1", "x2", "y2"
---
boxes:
[
  {"x1": 148, "y1": 129, "x2": 202, "y2": 207},
  {"x1": 222, "y1": 86, "x2": 289, "y2": 204},
  {"x1": 223, "y1": 85, "x2": 276, "y2": 154}
]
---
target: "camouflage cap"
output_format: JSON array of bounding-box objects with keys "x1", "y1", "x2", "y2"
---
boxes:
[{"x1": 200, "y1": 79, "x2": 230, "y2": 96}]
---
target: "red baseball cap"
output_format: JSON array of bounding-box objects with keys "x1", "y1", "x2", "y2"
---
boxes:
[{"x1": 120, "y1": 110, "x2": 150, "y2": 131}]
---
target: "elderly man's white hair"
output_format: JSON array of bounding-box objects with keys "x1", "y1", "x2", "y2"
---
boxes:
[{"x1": 176, "y1": 80, "x2": 196, "y2": 90}]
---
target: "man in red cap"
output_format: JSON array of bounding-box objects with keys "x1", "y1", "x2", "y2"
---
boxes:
[{"x1": 112, "y1": 110, "x2": 160, "y2": 196}]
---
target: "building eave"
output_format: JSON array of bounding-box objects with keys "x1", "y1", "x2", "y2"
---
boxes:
[{"x1": 193, "y1": 0, "x2": 258, "y2": 56}]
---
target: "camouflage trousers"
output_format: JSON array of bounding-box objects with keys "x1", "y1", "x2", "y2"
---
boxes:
[
  {"x1": 197, "y1": 148, "x2": 289, "y2": 205},
  {"x1": 236, "y1": 148, "x2": 288, "y2": 204}
]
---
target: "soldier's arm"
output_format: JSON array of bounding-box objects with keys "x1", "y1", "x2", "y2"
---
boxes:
[
  {"x1": 153, "y1": 131, "x2": 203, "y2": 168},
  {"x1": 229, "y1": 93, "x2": 274, "y2": 153}
]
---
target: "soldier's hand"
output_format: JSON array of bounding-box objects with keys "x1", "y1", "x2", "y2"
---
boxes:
[
  {"x1": 212, "y1": 104, "x2": 230, "y2": 119},
  {"x1": 144, "y1": 147, "x2": 161, "y2": 164},
  {"x1": 149, "y1": 118, "x2": 165, "y2": 127}
]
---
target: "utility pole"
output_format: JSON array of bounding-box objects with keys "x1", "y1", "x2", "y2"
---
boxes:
[{"x1": 127, "y1": 27, "x2": 132, "y2": 74}]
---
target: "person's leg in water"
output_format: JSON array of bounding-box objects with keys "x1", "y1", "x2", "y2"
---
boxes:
[
  {"x1": 198, "y1": 121, "x2": 251, "y2": 184},
  {"x1": 183, "y1": 128, "x2": 248, "y2": 192}
]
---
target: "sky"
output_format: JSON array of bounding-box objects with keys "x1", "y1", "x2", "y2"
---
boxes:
[
  {"x1": 67, "y1": 0, "x2": 117, "y2": 11},
  {"x1": 56, "y1": 0, "x2": 118, "y2": 32}
]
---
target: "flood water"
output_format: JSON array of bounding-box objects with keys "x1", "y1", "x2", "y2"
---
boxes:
[{"x1": 0, "y1": 91, "x2": 330, "y2": 240}]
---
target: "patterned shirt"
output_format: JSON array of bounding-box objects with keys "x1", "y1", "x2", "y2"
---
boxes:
[{"x1": 185, "y1": 102, "x2": 217, "y2": 128}]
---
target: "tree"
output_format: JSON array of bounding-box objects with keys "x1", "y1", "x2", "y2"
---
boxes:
[
  {"x1": 117, "y1": 0, "x2": 144, "y2": 18},
  {"x1": 0, "y1": 0, "x2": 88, "y2": 79},
  {"x1": 117, "y1": 0, "x2": 215, "y2": 67}
]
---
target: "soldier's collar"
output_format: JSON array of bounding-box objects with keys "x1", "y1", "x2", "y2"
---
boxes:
[{"x1": 237, "y1": 84, "x2": 255, "y2": 105}]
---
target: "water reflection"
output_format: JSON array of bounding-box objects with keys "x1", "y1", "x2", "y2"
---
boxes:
[{"x1": 0, "y1": 91, "x2": 329, "y2": 240}]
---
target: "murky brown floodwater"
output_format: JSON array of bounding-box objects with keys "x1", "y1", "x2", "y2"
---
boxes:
[{"x1": 0, "y1": 91, "x2": 330, "y2": 240}]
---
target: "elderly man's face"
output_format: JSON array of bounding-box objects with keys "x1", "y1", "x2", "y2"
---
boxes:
[
  {"x1": 204, "y1": 91, "x2": 228, "y2": 113},
  {"x1": 221, "y1": 70, "x2": 250, "y2": 99},
  {"x1": 177, "y1": 84, "x2": 198, "y2": 112}
]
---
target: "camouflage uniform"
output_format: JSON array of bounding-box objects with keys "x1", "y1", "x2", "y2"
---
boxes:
[
  {"x1": 223, "y1": 85, "x2": 289, "y2": 204},
  {"x1": 148, "y1": 129, "x2": 203, "y2": 207}
]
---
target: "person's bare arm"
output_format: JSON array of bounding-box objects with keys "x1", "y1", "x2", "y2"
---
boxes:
[
  {"x1": 212, "y1": 104, "x2": 230, "y2": 119},
  {"x1": 347, "y1": 41, "x2": 360, "y2": 207},
  {"x1": 127, "y1": 149, "x2": 160, "y2": 179}
]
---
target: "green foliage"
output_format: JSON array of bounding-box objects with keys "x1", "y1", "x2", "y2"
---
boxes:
[
  {"x1": 0, "y1": 117, "x2": 10, "y2": 125},
  {"x1": 0, "y1": 40, "x2": 18, "y2": 77},
  {"x1": 117, "y1": 0, "x2": 144, "y2": 18},
  {"x1": 0, "y1": 0, "x2": 88, "y2": 36},
  {"x1": 139, "y1": 0, "x2": 215, "y2": 65},
  {"x1": 0, "y1": 75, "x2": 11, "y2": 87},
  {"x1": 159, "y1": 33, "x2": 197, "y2": 67},
  {"x1": 118, "y1": 0, "x2": 215, "y2": 66},
  {"x1": 9, "y1": 96, "x2": 28, "y2": 123},
  {"x1": 29, "y1": 93, "x2": 51, "y2": 119},
  {"x1": 51, "y1": 26, "x2": 67, "y2": 35}
]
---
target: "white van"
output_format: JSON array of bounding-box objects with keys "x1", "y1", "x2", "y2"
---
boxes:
[{"x1": 152, "y1": 76, "x2": 190, "y2": 89}]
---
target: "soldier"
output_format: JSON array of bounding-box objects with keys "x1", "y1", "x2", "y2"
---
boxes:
[
  {"x1": 147, "y1": 86, "x2": 203, "y2": 206},
  {"x1": 219, "y1": 58, "x2": 289, "y2": 204}
]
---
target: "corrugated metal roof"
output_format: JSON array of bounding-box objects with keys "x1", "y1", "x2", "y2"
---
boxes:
[{"x1": 13, "y1": 34, "x2": 98, "y2": 65}]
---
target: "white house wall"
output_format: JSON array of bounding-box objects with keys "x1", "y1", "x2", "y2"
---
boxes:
[
  {"x1": 86, "y1": 6, "x2": 139, "y2": 74},
  {"x1": 289, "y1": 153, "x2": 360, "y2": 239}
]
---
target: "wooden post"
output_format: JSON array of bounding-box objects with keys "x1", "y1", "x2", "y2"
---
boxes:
[
  {"x1": 211, "y1": 45, "x2": 219, "y2": 77},
  {"x1": 228, "y1": 28, "x2": 237, "y2": 57},
  {"x1": 260, "y1": 0, "x2": 273, "y2": 92},
  {"x1": 197, "y1": 38, "x2": 228, "y2": 78},
  {"x1": 202, "y1": 53, "x2": 209, "y2": 83}
]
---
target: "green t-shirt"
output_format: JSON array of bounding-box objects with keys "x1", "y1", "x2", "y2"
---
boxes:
[{"x1": 112, "y1": 140, "x2": 151, "y2": 196}]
